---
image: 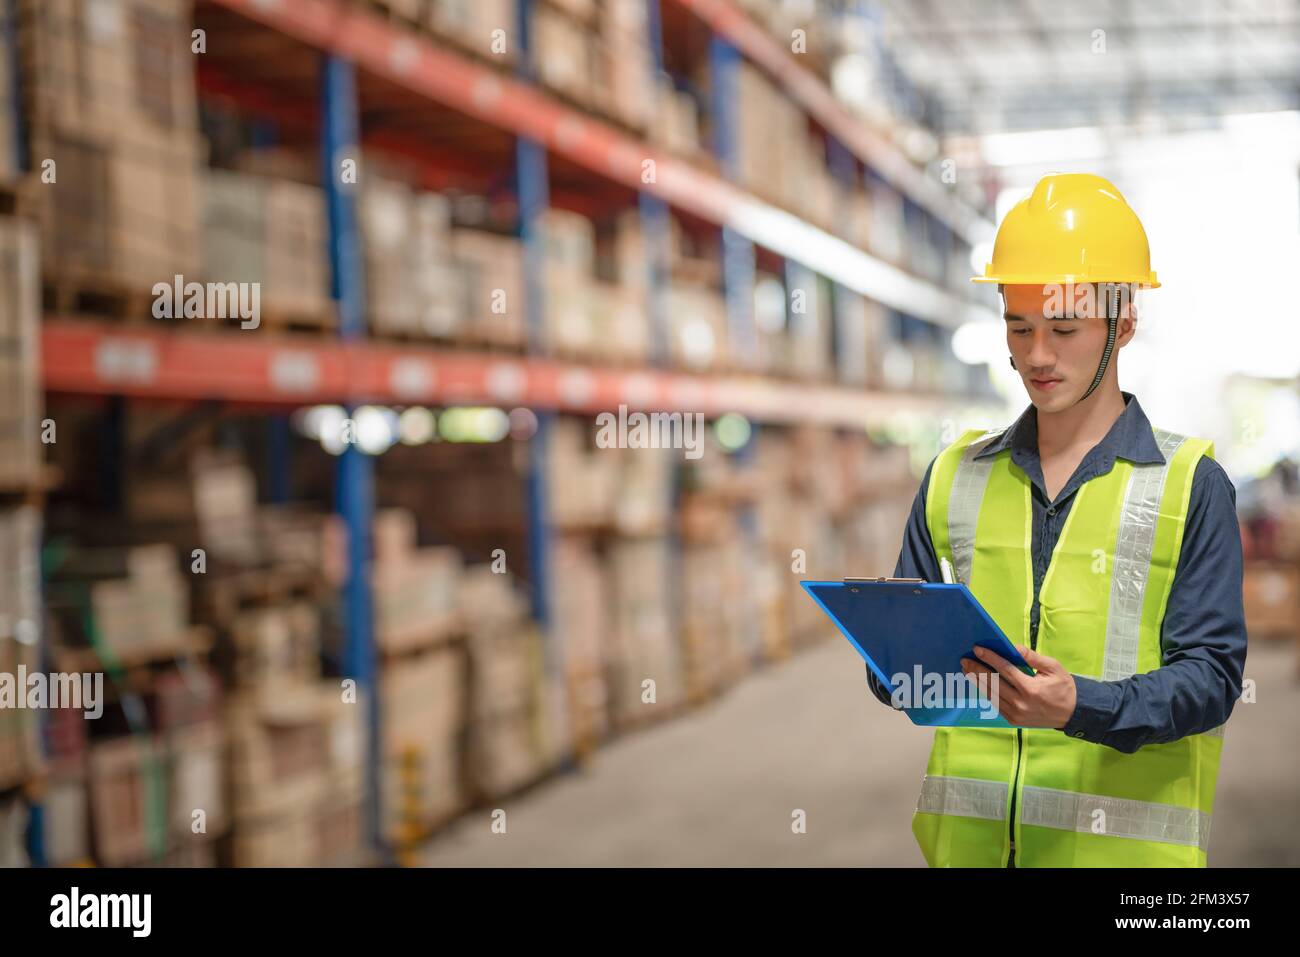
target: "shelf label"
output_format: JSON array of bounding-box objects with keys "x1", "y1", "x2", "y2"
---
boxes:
[
  {"x1": 269, "y1": 352, "x2": 320, "y2": 394},
  {"x1": 557, "y1": 369, "x2": 595, "y2": 407},
  {"x1": 94, "y1": 339, "x2": 157, "y2": 385},
  {"x1": 473, "y1": 76, "x2": 503, "y2": 110},
  {"x1": 390, "y1": 358, "x2": 435, "y2": 399},
  {"x1": 621, "y1": 373, "x2": 656, "y2": 408},
  {"x1": 389, "y1": 38, "x2": 418, "y2": 75},
  {"x1": 485, "y1": 362, "x2": 525, "y2": 402}
]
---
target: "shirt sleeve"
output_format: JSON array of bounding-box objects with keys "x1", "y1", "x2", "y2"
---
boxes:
[
  {"x1": 867, "y1": 454, "x2": 942, "y2": 708},
  {"x1": 1060, "y1": 455, "x2": 1248, "y2": 753}
]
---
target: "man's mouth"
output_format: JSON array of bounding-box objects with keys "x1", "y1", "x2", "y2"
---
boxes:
[{"x1": 1029, "y1": 377, "x2": 1062, "y2": 391}]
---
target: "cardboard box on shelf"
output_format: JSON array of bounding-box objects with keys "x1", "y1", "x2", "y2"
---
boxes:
[
  {"x1": 18, "y1": 0, "x2": 200, "y2": 144},
  {"x1": 468, "y1": 711, "x2": 543, "y2": 800},
  {"x1": 165, "y1": 721, "x2": 225, "y2": 841},
  {"x1": 88, "y1": 736, "x2": 167, "y2": 866},
  {"x1": 373, "y1": 547, "x2": 463, "y2": 654},
  {"x1": 263, "y1": 178, "x2": 329, "y2": 319},
  {"x1": 380, "y1": 644, "x2": 466, "y2": 839},
  {"x1": 228, "y1": 602, "x2": 322, "y2": 691},
  {"x1": 667, "y1": 282, "x2": 728, "y2": 372},
  {"x1": 226, "y1": 683, "x2": 361, "y2": 833},
  {"x1": 361, "y1": 177, "x2": 461, "y2": 338},
  {"x1": 42, "y1": 762, "x2": 91, "y2": 865},
  {"x1": 547, "y1": 418, "x2": 618, "y2": 527},
  {"x1": 427, "y1": 0, "x2": 515, "y2": 62},
  {"x1": 450, "y1": 228, "x2": 525, "y2": 348},
  {"x1": 606, "y1": 538, "x2": 683, "y2": 726},
  {"x1": 30, "y1": 127, "x2": 204, "y2": 294},
  {"x1": 153, "y1": 665, "x2": 221, "y2": 730},
  {"x1": 550, "y1": 538, "x2": 609, "y2": 743},
  {"x1": 541, "y1": 209, "x2": 596, "y2": 279},
  {"x1": 0, "y1": 219, "x2": 40, "y2": 492},
  {"x1": 201, "y1": 168, "x2": 265, "y2": 289},
  {"x1": 533, "y1": 6, "x2": 597, "y2": 105}
]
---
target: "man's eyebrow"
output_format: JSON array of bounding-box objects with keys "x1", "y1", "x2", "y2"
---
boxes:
[{"x1": 1002, "y1": 312, "x2": 1080, "y2": 321}]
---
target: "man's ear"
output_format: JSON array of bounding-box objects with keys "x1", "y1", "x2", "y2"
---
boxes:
[{"x1": 1115, "y1": 311, "x2": 1138, "y2": 348}]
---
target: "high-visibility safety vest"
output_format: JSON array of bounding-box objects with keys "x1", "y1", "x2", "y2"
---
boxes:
[{"x1": 913, "y1": 425, "x2": 1227, "y2": 867}]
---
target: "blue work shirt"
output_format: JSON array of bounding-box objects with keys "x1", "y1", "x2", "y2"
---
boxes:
[{"x1": 866, "y1": 391, "x2": 1247, "y2": 754}]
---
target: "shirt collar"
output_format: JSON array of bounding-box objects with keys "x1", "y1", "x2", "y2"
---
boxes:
[{"x1": 974, "y1": 391, "x2": 1166, "y2": 466}]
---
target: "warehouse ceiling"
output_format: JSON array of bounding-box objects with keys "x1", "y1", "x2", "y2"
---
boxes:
[{"x1": 869, "y1": 0, "x2": 1300, "y2": 133}]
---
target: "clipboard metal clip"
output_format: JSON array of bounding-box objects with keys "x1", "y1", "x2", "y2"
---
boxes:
[{"x1": 842, "y1": 577, "x2": 926, "y2": 584}]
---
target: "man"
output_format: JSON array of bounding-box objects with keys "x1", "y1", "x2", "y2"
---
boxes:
[{"x1": 866, "y1": 173, "x2": 1246, "y2": 867}]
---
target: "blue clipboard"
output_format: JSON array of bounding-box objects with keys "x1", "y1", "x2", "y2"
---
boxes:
[{"x1": 801, "y1": 578, "x2": 1035, "y2": 728}]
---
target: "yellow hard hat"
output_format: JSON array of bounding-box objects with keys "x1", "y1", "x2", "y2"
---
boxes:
[{"x1": 972, "y1": 173, "x2": 1160, "y2": 289}]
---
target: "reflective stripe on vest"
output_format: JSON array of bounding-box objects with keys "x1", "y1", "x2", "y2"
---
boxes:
[
  {"x1": 917, "y1": 775, "x2": 1211, "y2": 852},
  {"x1": 914, "y1": 424, "x2": 1225, "y2": 868}
]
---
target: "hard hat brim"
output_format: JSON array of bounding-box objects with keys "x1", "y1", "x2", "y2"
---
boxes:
[{"x1": 971, "y1": 275, "x2": 1160, "y2": 290}]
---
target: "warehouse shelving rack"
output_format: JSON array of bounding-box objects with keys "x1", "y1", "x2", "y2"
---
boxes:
[{"x1": 29, "y1": 0, "x2": 1001, "y2": 860}]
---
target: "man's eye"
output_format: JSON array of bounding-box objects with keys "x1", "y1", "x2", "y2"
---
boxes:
[
  {"x1": 1054, "y1": 328, "x2": 1076, "y2": 336},
  {"x1": 1011, "y1": 328, "x2": 1030, "y2": 336}
]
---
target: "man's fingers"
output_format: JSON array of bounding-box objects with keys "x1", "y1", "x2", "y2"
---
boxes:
[{"x1": 972, "y1": 646, "x2": 1031, "y2": 692}]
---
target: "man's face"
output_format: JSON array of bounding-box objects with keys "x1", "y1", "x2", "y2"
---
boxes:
[{"x1": 1003, "y1": 283, "x2": 1134, "y2": 412}]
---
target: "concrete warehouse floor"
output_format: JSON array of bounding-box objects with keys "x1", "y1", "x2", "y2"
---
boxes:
[{"x1": 419, "y1": 637, "x2": 1300, "y2": 867}]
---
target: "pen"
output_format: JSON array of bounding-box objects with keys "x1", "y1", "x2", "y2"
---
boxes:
[{"x1": 940, "y1": 557, "x2": 955, "y2": 584}]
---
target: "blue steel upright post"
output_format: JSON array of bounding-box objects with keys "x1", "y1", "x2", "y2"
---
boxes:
[
  {"x1": 640, "y1": 0, "x2": 671, "y2": 365},
  {"x1": 321, "y1": 54, "x2": 382, "y2": 859},
  {"x1": 709, "y1": 36, "x2": 757, "y2": 371},
  {"x1": 514, "y1": 0, "x2": 565, "y2": 749},
  {"x1": 709, "y1": 34, "x2": 761, "y2": 661}
]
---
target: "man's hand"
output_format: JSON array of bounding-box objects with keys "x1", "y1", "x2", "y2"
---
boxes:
[{"x1": 960, "y1": 645, "x2": 1078, "y2": 730}]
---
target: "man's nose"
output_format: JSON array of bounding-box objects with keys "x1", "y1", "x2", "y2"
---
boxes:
[{"x1": 1027, "y1": 329, "x2": 1056, "y2": 369}]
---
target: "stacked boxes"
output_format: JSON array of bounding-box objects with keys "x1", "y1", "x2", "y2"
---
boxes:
[
  {"x1": 87, "y1": 737, "x2": 167, "y2": 866},
  {"x1": 533, "y1": 5, "x2": 600, "y2": 107},
  {"x1": 381, "y1": 644, "x2": 466, "y2": 839},
  {"x1": 227, "y1": 685, "x2": 365, "y2": 867},
  {"x1": 463, "y1": 570, "x2": 549, "y2": 797},
  {"x1": 605, "y1": 539, "x2": 683, "y2": 727},
  {"x1": 427, "y1": 0, "x2": 517, "y2": 62},
  {"x1": 0, "y1": 218, "x2": 41, "y2": 490},
  {"x1": 360, "y1": 176, "x2": 461, "y2": 338},
  {"x1": 450, "y1": 228, "x2": 526, "y2": 348},
  {"x1": 46, "y1": 543, "x2": 191, "y2": 665},
  {"x1": 666, "y1": 282, "x2": 728, "y2": 371},
  {"x1": 600, "y1": 0, "x2": 654, "y2": 131},
  {"x1": 20, "y1": 0, "x2": 203, "y2": 291},
  {"x1": 201, "y1": 171, "x2": 330, "y2": 321},
  {"x1": 0, "y1": 509, "x2": 41, "y2": 789},
  {"x1": 228, "y1": 603, "x2": 322, "y2": 693},
  {"x1": 547, "y1": 417, "x2": 619, "y2": 527},
  {"x1": 734, "y1": 62, "x2": 835, "y2": 229},
  {"x1": 550, "y1": 538, "x2": 609, "y2": 749},
  {"x1": 88, "y1": 723, "x2": 227, "y2": 866},
  {"x1": 371, "y1": 508, "x2": 463, "y2": 654}
]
